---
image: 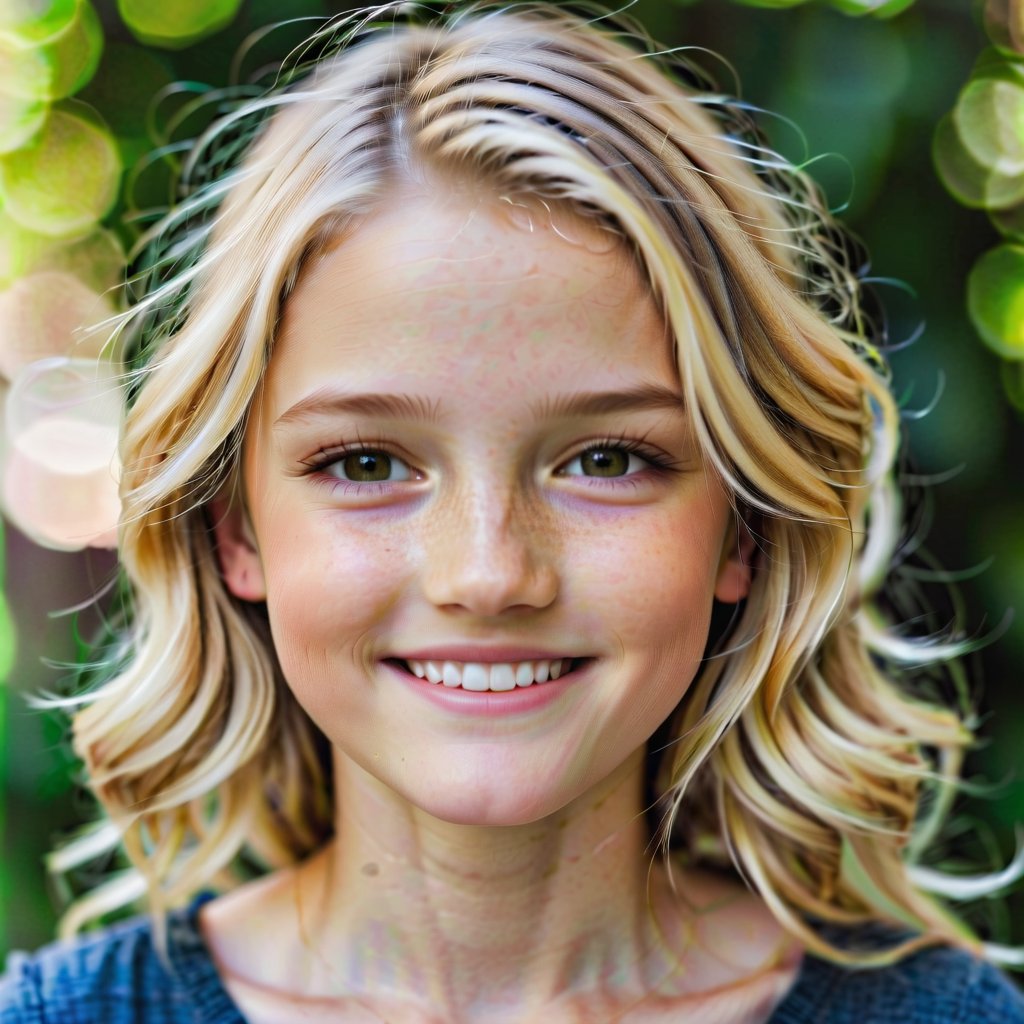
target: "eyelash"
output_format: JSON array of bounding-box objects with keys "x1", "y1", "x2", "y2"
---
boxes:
[{"x1": 299, "y1": 432, "x2": 682, "y2": 497}]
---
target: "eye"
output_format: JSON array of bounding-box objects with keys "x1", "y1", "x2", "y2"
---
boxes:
[
  {"x1": 299, "y1": 433, "x2": 681, "y2": 496},
  {"x1": 318, "y1": 448, "x2": 414, "y2": 484},
  {"x1": 562, "y1": 445, "x2": 640, "y2": 478},
  {"x1": 559, "y1": 437, "x2": 679, "y2": 481}
]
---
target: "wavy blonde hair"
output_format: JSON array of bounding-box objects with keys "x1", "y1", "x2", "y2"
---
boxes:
[{"x1": 48, "y1": 0, "x2": 1022, "y2": 969}]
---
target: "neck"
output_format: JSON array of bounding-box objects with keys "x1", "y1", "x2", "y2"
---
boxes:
[
  {"x1": 292, "y1": 746, "x2": 681, "y2": 1019},
  {"x1": 202, "y1": 747, "x2": 807, "y2": 1023}
]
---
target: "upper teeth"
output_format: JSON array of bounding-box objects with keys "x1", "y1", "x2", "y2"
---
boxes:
[{"x1": 403, "y1": 659, "x2": 573, "y2": 691}]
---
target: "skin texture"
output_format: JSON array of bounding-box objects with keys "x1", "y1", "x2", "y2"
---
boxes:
[{"x1": 206, "y1": 192, "x2": 803, "y2": 1021}]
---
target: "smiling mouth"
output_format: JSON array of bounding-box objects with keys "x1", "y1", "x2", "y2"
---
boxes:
[{"x1": 384, "y1": 657, "x2": 592, "y2": 692}]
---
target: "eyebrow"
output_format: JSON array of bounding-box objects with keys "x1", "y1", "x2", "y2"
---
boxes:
[{"x1": 273, "y1": 382, "x2": 686, "y2": 430}]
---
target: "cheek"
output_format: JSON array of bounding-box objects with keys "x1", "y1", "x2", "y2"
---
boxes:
[
  {"x1": 261, "y1": 514, "x2": 407, "y2": 687},
  {"x1": 571, "y1": 504, "x2": 722, "y2": 652},
  {"x1": 587, "y1": 523, "x2": 721, "y2": 749}
]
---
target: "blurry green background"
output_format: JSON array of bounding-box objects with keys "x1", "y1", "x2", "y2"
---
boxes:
[{"x1": 3, "y1": 0, "x2": 1024, "y2": 968}]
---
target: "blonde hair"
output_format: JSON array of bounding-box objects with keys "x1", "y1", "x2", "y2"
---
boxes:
[{"x1": 48, "y1": 0, "x2": 1022, "y2": 969}]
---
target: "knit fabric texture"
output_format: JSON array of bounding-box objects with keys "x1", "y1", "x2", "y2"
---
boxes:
[{"x1": 3, "y1": 892, "x2": 1024, "y2": 1022}]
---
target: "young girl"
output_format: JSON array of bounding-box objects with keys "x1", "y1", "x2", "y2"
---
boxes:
[{"x1": 3, "y1": 2, "x2": 1024, "y2": 1020}]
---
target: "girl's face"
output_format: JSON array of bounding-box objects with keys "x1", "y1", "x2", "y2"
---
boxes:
[{"x1": 215, "y1": 192, "x2": 752, "y2": 826}]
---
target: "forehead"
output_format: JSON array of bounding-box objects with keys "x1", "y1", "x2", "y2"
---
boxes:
[{"x1": 262, "y1": 193, "x2": 678, "y2": 412}]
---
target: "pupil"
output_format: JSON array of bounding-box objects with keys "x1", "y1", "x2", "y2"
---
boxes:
[
  {"x1": 582, "y1": 448, "x2": 627, "y2": 477},
  {"x1": 344, "y1": 452, "x2": 390, "y2": 481}
]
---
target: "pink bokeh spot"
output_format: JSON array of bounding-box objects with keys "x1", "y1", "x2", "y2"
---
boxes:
[
  {"x1": 0, "y1": 357, "x2": 121, "y2": 552},
  {"x1": 0, "y1": 271, "x2": 113, "y2": 383}
]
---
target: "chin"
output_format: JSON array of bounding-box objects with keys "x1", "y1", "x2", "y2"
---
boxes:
[{"x1": 395, "y1": 771, "x2": 580, "y2": 828}]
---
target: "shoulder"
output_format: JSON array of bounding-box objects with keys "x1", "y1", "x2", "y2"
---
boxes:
[
  {"x1": 775, "y1": 933, "x2": 1024, "y2": 1024},
  {"x1": 0, "y1": 895, "x2": 240, "y2": 1024}
]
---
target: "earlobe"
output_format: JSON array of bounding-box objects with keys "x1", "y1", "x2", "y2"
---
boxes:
[
  {"x1": 208, "y1": 494, "x2": 267, "y2": 602},
  {"x1": 713, "y1": 514, "x2": 757, "y2": 605}
]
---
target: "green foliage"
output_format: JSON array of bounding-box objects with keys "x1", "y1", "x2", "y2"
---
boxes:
[
  {"x1": 956, "y1": 76, "x2": 1024, "y2": 175},
  {"x1": 0, "y1": 214, "x2": 123, "y2": 290},
  {"x1": 672, "y1": 0, "x2": 918, "y2": 11},
  {"x1": 830, "y1": 0, "x2": 915, "y2": 16},
  {"x1": 992, "y1": 200, "x2": 1024, "y2": 241},
  {"x1": 933, "y1": 112, "x2": 1024, "y2": 209},
  {"x1": 0, "y1": 0, "x2": 78, "y2": 47},
  {"x1": 984, "y1": 0, "x2": 1024, "y2": 57},
  {"x1": 932, "y1": 7, "x2": 1024, "y2": 408},
  {"x1": 116, "y1": 0, "x2": 244, "y2": 49},
  {"x1": 77, "y1": 43, "x2": 173, "y2": 172},
  {"x1": 769, "y1": 7, "x2": 908, "y2": 217},
  {"x1": 0, "y1": 599, "x2": 13, "y2": 685},
  {"x1": 0, "y1": 519, "x2": 13, "y2": 955},
  {"x1": 0, "y1": 92, "x2": 47, "y2": 155},
  {"x1": 1000, "y1": 358, "x2": 1024, "y2": 412},
  {"x1": 0, "y1": 104, "x2": 122, "y2": 236},
  {"x1": 734, "y1": 0, "x2": 809, "y2": 8},
  {"x1": 968, "y1": 243, "x2": 1024, "y2": 358},
  {"x1": 0, "y1": 528, "x2": 8, "y2": 966},
  {"x1": 0, "y1": 0, "x2": 103, "y2": 102},
  {"x1": 0, "y1": 523, "x2": 13, "y2": 684}
]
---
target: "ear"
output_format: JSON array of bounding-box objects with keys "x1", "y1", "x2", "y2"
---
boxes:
[
  {"x1": 713, "y1": 512, "x2": 757, "y2": 604},
  {"x1": 208, "y1": 493, "x2": 267, "y2": 602}
]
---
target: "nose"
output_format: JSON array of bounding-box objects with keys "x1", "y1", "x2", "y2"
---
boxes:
[{"x1": 420, "y1": 479, "x2": 558, "y2": 616}]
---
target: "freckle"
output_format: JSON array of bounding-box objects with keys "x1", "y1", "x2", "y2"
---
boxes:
[
  {"x1": 361, "y1": 862, "x2": 380, "y2": 877},
  {"x1": 567, "y1": 854, "x2": 580, "y2": 864}
]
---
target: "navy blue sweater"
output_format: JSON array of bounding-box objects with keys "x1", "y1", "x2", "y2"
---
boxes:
[{"x1": 3, "y1": 893, "x2": 1024, "y2": 1022}]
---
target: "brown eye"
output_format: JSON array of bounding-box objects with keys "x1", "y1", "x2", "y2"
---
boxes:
[
  {"x1": 578, "y1": 447, "x2": 630, "y2": 477},
  {"x1": 562, "y1": 442, "x2": 653, "y2": 480},
  {"x1": 559, "y1": 437, "x2": 678, "y2": 485},
  {"x1": 323, "y1": 450, "x2": 413, "y2": 483}
]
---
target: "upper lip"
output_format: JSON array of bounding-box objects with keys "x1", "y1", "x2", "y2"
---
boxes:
[{"x1": 388, "y1": 645, "x2": 586, "y2": 663}]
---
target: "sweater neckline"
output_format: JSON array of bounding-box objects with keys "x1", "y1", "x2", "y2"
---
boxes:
[{"x1": 167, "y1": 891, "x2": 248, "y2": 1024}]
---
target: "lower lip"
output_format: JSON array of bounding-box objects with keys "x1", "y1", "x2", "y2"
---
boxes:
[{"x1": 382, "y1": 658, "x2": 594, "y2": 716}]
